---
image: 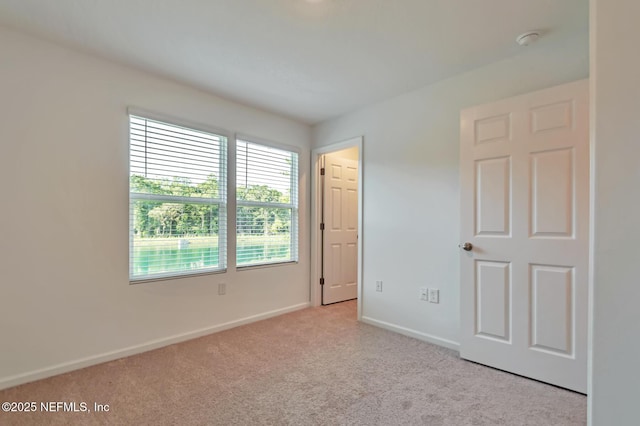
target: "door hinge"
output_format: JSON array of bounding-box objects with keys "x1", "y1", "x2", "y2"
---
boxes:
[
  {"x1": 320, "y1": 223, "x2": 325, "y2": 231},
  {"x1": 320, "y1": 278, "x2": 325, "y2": 285},
  {"x1": 320, "y1": 167, "x2": 325, "y2": 176}
]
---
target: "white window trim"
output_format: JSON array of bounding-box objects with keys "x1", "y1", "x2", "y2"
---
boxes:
[
  {"x1": 128, "y1": 109, "x2": 230, "y2": 283},
  {"x1": 128, "y1": 107, "x2": 231, "y2": 140},
  {"x1": 235, "y1": 134, "x2": 300, "y2": 268}
]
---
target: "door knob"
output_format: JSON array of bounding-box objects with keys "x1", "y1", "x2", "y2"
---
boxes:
[{"x1": 459, "y1": 242, "x2": 473, "y2": 251}]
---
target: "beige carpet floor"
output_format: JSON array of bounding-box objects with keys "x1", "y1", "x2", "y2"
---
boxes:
[{"x1": 0, "y1": 300, "x2": 585, "y2": 425}]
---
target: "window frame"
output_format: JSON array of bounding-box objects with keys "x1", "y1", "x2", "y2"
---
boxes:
[
  {"x1": 235, "y1": 134, "x2": 300, "y2": 269},
  {"x1": 128, "y1": 108, "x2": 229, "y2": 283}
]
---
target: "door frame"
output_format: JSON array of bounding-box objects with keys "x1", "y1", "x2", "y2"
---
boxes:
[{"x1": 310, "y1": 137, "x2": 363, "y2": 318}]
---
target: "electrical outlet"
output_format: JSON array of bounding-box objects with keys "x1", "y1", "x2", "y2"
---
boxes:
[
  {"x1": 419, "y1": 287, "x2": 428, "y2": 301},
  {"x1": 428, "y1": 288, "x2": 439, "y2": 304},
  {"x1": 218, "y1": 283, "x2": 226, "y2": 295},
  {"x1": 376, "y1": 280, "x2": 383, "y2": 292}
]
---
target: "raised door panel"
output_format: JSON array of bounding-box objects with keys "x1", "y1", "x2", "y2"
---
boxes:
[
  {"x1": 345, "y1": 242, "x2": 357, "y2": 286},
  {"x1": 475, "y1": 157, "x2": 511, "y2": 236},
  {"x1": 346, "y1": 164, "x2": 357, "y2": 182},
  {"x1": 347, "y1": 189, "x2": 357, "y2": 231},
  {"x1": 531, "y1": 148, "x2": 574, "y2": 238},
  {"x1": 475, "y1": 261, "x2": 511, "y2": 342},
  {"x1": 330, "y1": 187, "x2": 342, "y2": 230},
  {"x1": 530, "y1": 101, "x2": 573, "y2": 134},
  {"x1": 328, "y1": 243, "x2": 343, "y2": 289},
  {"x1": 346, "y1": 164, "x2": 358, "y2": 232},
  {"x1": 330, "y1": 163, "x2": 342, "y2": 179},
  {"x1": 474, "y1": 114, "x2": 511, "y2": 145},
  {"x1": 530, "y1": 265, "x2": 574, "y2": 356}
]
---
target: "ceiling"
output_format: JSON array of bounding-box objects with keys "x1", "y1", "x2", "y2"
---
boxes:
[{"x1": 0, "y1": 0, "x2": 588, "y2": 124}]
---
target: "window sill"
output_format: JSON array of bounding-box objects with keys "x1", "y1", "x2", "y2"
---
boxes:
[
  {"x1": 236, "y1": 261, "x2": 298, "y2": 272},
  {"x1": 129, "y1": 268, "x2": 227, "y2": 285}
]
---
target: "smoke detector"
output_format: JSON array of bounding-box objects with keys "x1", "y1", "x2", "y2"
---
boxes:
[{"x1": 516, "y1": 31, "x2": 540, "y2": 46}]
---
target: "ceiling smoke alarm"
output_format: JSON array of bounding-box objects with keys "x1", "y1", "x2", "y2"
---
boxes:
[{"x1": 516, "y1": 31, "x2": 540, "y2": 46}]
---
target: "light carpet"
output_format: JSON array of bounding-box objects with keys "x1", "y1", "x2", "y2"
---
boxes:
[{"x1": 0, "y1": 300, "x2": 586, "y2": 425}]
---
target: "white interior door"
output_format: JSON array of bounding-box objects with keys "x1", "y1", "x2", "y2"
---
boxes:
[
  {"x1": 459, "y1": 80, "x2": 589, "y2": 393},
  {"x1": 322, "y1": 153, "x2": 358, "y2": 305}
]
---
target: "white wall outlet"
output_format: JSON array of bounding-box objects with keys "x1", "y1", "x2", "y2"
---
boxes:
[
  {"x1": 428, "y1": 288, "x2": 439, "y2": 304},
  {"x1": 376, "y1": 280, "x2": 383, "y2": 292},
  {"x1": 419, "y1": 287, "x2": 428, "y2": 301},
  {"x1": 218, "y1": 283, "x2": 226, "y2": 295}
]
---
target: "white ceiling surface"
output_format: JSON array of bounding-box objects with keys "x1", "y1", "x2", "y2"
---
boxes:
[{"x1": 0, "y1": 0, "x2": 588, "y2": 124}]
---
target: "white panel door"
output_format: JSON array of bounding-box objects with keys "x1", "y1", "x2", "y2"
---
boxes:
[
  {"x1": 459, "y1": 80, "x2": 589, "y2": 393},
  {"x1": 322, "y1": 153, "x2": 358, "y2": 305}
]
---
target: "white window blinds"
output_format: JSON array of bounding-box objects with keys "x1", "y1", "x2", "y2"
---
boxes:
[
  {"x1": 129, "y1": 114, "x2": 227, "y2": 281},
  {"x1": 236, "y1": 139, "x2": 299, "y2": 266}
]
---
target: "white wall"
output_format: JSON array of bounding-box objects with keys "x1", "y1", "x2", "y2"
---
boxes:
[
  {"x1": 0, "y1": 26, "x2": 311, "y2": 389},
  {"x1": 590, "y1": 1, "x2": 640, "y2": 424},
  {"x1": 313, "y1": 34, "x2": 588, "y2": 348}
]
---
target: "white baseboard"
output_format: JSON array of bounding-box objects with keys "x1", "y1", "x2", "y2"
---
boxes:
[
  {"x1": 361, "y1": 316, "x2": 460, "y2": 351},
  {"x1": 0, "y1": 302, "x2": 310, "y2": 391}
]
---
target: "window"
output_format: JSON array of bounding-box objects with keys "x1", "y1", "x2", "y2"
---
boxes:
[
  {"x1": 129, "y1": 114, "x2": 227, "y2": 281},
  {"x1": 236, "y1": 139, "x2": 298, "y2": 266}
]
